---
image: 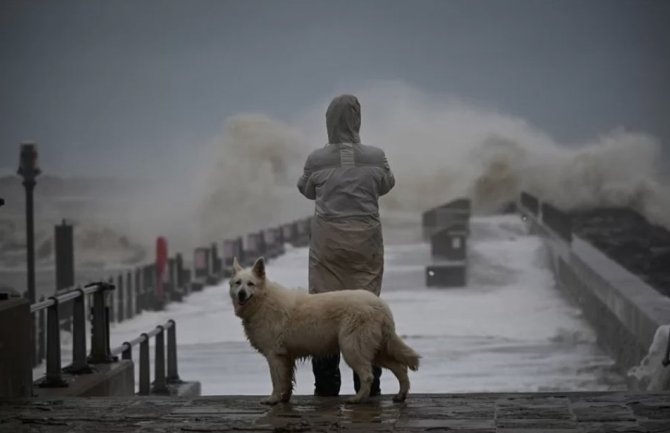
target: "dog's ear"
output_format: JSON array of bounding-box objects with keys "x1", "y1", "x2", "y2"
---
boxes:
[
  {"x1": 232, "y1": 257, "x2": 243, "y2": 274},
  {"x1": 251, "y1": 257, "x2": 266, "y2": 280}
]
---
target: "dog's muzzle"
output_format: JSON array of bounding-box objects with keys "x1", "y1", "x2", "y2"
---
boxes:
[{"x1": 237, "y1": 290, "x2": 252, "y2": 306}]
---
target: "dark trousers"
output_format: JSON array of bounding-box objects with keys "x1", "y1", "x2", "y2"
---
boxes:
[{"x1": 312, "y1": 354, "x2": 381, "y2": 396}]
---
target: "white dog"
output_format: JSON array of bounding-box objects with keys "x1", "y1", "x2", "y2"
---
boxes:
[{"x1": 229, "y1": 257, "x2": 420, "y2": 405}]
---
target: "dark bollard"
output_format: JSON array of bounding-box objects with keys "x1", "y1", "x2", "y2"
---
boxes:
[
  {"x1": 273, "y1": 227, "x2": 285, "y2": 256},
  {"x1": 88, "y1": 282, "x2": 115, "y2": 364},
  {"x1": 134, "y1": 268, "x2": 142, "y2": 315},
  {"x1": 235, "y1": 236, "x2": 245, "y2": 265},
  {"x1": 223, "y1": 239, "x2": 236, "y2": 277},
  {"x1": 38, "y1": 297, "x2": 67, "y2": 387},
  {"x1": 258, "y1": 231, "x2": 267, "y2": 258},
  {"x1": 55, "y1": 220, "x2": 75, "y2": 331},
  {"x1": 210, "y1": 243, "x2": 221, "y2": 280},
  {"x1": 263, "y1": 229, "x2": 275, "y2": 258},
  {"x1": 193, "y1": 248, "x2": 209, "y2": 290},
  {"x1": 175, "y1": 253, "x2": 184, "y2": 288},
  {"x1": 183, "y1": 269, "x2": 192, "y2": 295},
  {"x1": 168, "y1": 257, "x2": 175, "y2": 298},
  {"x1": 166, "y1": 320, "x2": 181, "y2": 383},
  {"x1": 126, "y1": 271, "x2": 133, "y2": 319},
  {"x1": 173, "y1": 257, "x2": 184, "y2": 301},
  {"x1": 139, "y1": 334, "x2": 150, "y2": 395},
  {"x1": 142, "y1": 264, "x2": 155, "y2": 310},
  {"x1": 65, "y1": 288, "x2": 92, "y2": 374},
  {"x1": 277, "y1": 225, "x2": 285, "y2": 245},
  {"x1": 117, "y1": 274, "x2": 125, "y2": 322},
  {"x1": 108, "y1": 277, "x2": 115, "y2": 323},
  {"x1": 155, "y1": 237, "x2": 168, "y2": 311},
  {"x1": 151, "y1": 326, "x2": 169, "y2": 394},
  {"x1": 54, "y1": 221, "x2": 74, "y2": 291}
]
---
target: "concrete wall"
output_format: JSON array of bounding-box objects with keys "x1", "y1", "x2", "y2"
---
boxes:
[
  {"x1": 521, "y1": 206, "x2": 670, "y2": 389},
  {"x1": 33, "y1": 360, "x2": 135, "y2": 398},
  {"x1": 0, "y1": 297, "x2": 32, "y2": 398}
]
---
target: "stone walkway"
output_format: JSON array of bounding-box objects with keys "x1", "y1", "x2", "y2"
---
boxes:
[{"x1": 1, "y1": 392, "x2": 669, "y2": 432}]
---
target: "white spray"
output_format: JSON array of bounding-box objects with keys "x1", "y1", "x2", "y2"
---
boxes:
[{"x1": 195, "y1": 82, "x2": 669, "y2": 244}]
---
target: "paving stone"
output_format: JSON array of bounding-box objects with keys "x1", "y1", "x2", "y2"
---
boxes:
[
  {"x1": 630, "y1": 402, "x2": 670, "y2": 420},
  {"x1": 576, "y1": 421, "x2": 650, "y2": 433},
  {"x1": 0, "y1": 392, "x2": 667, "y2": 432},
  {"x1": 498, "y1": 428, "x2": 577, "y2": 433},
  {"x1": 495, "y1": 418, "x2": 577, "y2": 429},
  {"x1": 396, "y1": 418, "x2": 496, "y2": 429},
  {"x1": 496, "y1": 406, "x2": 573, "y2": 420},
  {"x1": 572, "y1": 404, "x2": 637, "y2": 423}
]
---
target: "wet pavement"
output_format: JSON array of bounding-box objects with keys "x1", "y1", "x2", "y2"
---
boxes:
[{"x1": 1, "y1": 392, "x2": 669, "y2": 432}]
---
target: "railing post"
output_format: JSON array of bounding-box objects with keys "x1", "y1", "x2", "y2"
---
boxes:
[
  {"x1": 122, "y1": 342, "x2": 132, "y2": 361},
  {"x1": 139, "y1": 334, "x2": 150, "y2": 395},
  {"x1": 36, "y1": 295, "x2": 45, "y2": 365},
  {"x1": 88, "y1": 282, "x2": 115, "y2": 363},
  {"x1": 38, "y1": 297, "x2": 67, "y2": 387},
  {"x1": 166, "y1": 320, "x2": 181, "y2": 383},
  {"x1": 117, "y1": 274, "x2": 125, "y2": 322},
  {"x1": 151, "y1": 326, "x2": 169, "y2": 394},
  {"x1": 65, "y1": 288, "x2": 92, "y2": 374}
]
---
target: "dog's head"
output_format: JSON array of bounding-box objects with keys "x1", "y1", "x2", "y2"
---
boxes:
[{"x1": 229, "y1": 256, "x2": 266, "y2": 316}]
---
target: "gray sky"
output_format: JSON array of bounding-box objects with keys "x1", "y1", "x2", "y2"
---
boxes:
[{"x1": 1, "y1": 0, "x2": 669, "y2": 178}]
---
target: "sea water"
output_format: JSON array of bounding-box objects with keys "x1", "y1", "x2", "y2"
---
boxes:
[{"x1": 101, "y1": 214, "x2": 624, "y2": 395}]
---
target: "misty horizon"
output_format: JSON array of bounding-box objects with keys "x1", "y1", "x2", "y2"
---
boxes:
[{"x1": 1, "y1": 0, "x2": 669, "y2": 180}]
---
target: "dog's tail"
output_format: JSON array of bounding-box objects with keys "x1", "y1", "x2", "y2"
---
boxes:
[{"x1": 387, "y1": 333, "x2": 421, "y2": 371}]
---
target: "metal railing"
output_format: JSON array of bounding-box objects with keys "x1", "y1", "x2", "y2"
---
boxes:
[
  {"x1": 27, "y1": 215, "x2": 313, "y2": 392},
  {"x1": 30, "y1": 281, "x2": 184, "y2": 395},
  {"x1": 31, "y1": 281, "x2": 115, "y2": 388},
  {"x1": 110, "y1": 320, "x2": 181, "y2": 395}
]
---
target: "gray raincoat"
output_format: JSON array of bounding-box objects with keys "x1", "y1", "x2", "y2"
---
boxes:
[{"x1": 297, "y1": 95, "x2": 395, "y2": 295}]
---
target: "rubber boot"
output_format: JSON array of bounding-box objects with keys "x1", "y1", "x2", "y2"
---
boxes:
[
  {"x1": 353, "y1": 366, "x2": 382, "y2": 396},
  {"x1": 312, "y1": 354, "x2": 341, "y2": 396}
]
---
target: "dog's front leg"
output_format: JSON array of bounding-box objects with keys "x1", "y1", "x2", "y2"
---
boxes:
[{"x1": 260, "y1": 354, "x2": 290, "y2": 405}]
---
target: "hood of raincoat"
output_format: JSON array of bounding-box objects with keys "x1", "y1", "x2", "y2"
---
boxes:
[{"x1": 326, "y1": 94, "x2": 361, "y2": 144}]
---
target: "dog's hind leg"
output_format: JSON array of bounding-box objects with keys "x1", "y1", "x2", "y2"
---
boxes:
[
  {"x1": 383, "y1": 361, "x2": 410, "y2": 403},
  {"x1": 341, "y1": 349, "x2": 373, "y2": 404}
]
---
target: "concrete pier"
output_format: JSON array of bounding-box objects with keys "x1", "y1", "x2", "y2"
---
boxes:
[{"x1": 1, "y1": 392, "x2": 669, "y2": 432}]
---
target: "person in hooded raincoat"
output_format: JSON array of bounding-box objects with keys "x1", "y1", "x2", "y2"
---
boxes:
[{"x1": 297, "y1": 94, "x2": 395, "y2": 396}]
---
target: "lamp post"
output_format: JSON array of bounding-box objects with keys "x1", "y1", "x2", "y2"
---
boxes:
[{"x1": 18, "y1": 143, "x2": 41, "y2": 304}]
